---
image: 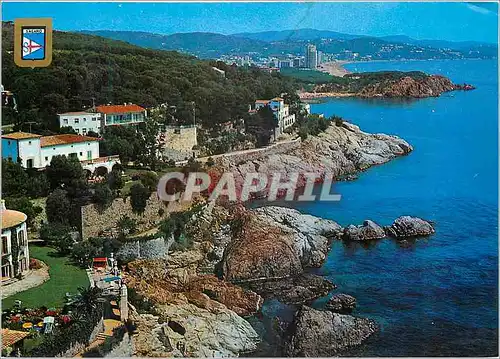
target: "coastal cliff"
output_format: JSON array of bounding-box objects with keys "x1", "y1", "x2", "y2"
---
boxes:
[
  {"x1": 123, "y1": 123, "x2": 422, "y2": 357},
  {"x1": 301, "y1": 71, "x2": 475, "y2": 99},
  {"x1": 219, "y1": 121, "x2": 413, "y2": 191}
]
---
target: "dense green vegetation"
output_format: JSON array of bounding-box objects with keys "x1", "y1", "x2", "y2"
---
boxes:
[
  {"x1": 280, "y1": 68, "x2": 334, "y2": 83},
  {"x1": 2, "y1": 246, "x2": 89, "y2": 309},
  {"x1": 2, "y1": 22, "x2": 298, "y2": 133}
]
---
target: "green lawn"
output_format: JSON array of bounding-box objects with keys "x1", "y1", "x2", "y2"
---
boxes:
[{"x1": 2, "y1": 246, "x2": 89, "y2": 309}]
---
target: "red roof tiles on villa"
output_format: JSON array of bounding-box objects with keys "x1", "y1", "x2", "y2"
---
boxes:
[
  {"x1": 40, "y1": 134, "x2": 99, "y2": 147},
  {"x1": 96, "y1": 104, "x2": 145, "y2": 114},
  {"x1": 1, "y1": 329, "x2": 30, "y2": 349},
  {"x1": 1, "y1": 132, "x2": 42, "y2": 140}
]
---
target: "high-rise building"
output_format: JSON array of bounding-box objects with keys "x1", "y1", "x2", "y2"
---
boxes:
[
  {"x1": 293, "y1": 57, "x2": 301, "y2": 68},
  {"x1": 305, "y1": 44, "x2": 318, "y2": 69},
  {"x1": 318, "y1": 51, "x2": 323, "y2": 66}
]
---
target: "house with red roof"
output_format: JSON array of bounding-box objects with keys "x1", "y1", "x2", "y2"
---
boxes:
[
  {"x1": 1, "y1": 132, "x2": 120, "y2": 175},
  {"x1": 95, "y1": 103, "x2": 147, "y2": 127},
  {"x1": 58, "y1": 103, "x2": 147, "y2": 135}
]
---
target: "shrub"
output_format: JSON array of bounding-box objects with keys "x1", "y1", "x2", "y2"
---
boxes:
[
  {"x1": 46, "y1": 189, "x2": 71, "y2": 225},
  {"x1": 117, "y1": 215, "x2": 137, "y2": 237},
  {"x1": 139, "y1": 171, "x2": 158, "y2": 192},
  {"x1": 4, "y1": 197, "x2": 42, "y2": 227},
  {"x1": 92, "y1": 183, "x2": 114, "y2": 210},
  {"x1": 29, "y1": 258, "x2": 43, "y2": 270},
  {"x1": 129, "y1": 183, "x2": 150, "y2": 213}
]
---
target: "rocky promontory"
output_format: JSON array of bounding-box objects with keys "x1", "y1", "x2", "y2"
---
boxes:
[
  {"x1": 219, "y1": 121, "x2": 413, "y2": 197},
  {"x1": 309, "y1": 71, "x2": 475, "y2": 99}
]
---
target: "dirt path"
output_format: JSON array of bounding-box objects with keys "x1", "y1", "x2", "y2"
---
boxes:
[{"x1": 1, "y1": 262, "x2": 50, "y2": 299}]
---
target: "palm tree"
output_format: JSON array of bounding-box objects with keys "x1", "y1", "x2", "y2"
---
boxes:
[{"x1": 72, "y1": 287, "x2": 103, "y2": 315}]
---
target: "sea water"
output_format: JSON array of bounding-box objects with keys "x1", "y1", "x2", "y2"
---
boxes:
[{"x1": 257, "y1": 59, "x2": 498, "y2": 356}]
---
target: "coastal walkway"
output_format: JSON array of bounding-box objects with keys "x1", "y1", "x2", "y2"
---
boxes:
[{"x1": 175, "y1": 137, "x2": 301, "y2": 166}]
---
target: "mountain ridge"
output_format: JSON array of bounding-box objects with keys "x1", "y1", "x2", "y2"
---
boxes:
[{"x1": 80, "y1": 28, "x2": 497, "y2": 60}]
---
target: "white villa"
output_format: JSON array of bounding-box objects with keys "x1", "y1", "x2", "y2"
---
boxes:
[
  {"x1": 1, "y1": 132, "x2": 120, "y2": 176},
  {"x1": 58, "y1": 103, "x2": 147, "y2": 135},
  {"x1": 1, "y1": 200, "x2": 29, "y2": 282},
  {"x1": 252, "y1": 97, "x2": 296, "y2": 138},
  {"x1": 58, "y1": 111, "x2": 102, "y2": 135}
]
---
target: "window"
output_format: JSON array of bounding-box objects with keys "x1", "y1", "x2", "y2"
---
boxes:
[
  {"x1": 83, "y1": 118, "x2": 87, "y2": 122},
  {"x1": 69, "y1": 153, "x2": 78, "y2": 159},
  {"x1": 82, "y1": 128, "x2": 87, "y2": 134},
  {"x1": 79, "y1": 152, "x2": 83, "y2": 156},
  {"x1": 87, "y1": 151, "x2": 92, "y2": 160},
  {"x1": 28, "y1": 141, "x2": 32, "y2": 145},
  {"x1": 2, "y1": 236, "x2": 8, "y2": 254},
  {"x1": 63, "y1": 119, "x2": 68, "y2": 125},
  {"x1": 45, "y1": 156, "x2": 49, "y2": 161},
  {"x1": 76, "y1": 129, "x2": 80, "y2": 134},
  {"x1": 7, "y1": 140, "x2": 10, "y2": 145},
  {"x1": 1, "y1": 264, "x2": 10, "y2": 279},
  {"x1": 26, "y1": 159, "x2": 33, "y2": 168},
  {"x1": 92, "y1": 117, "x2": 97, "y2": 121},
  {"x1": 74, "y1": 118, "x2": 80, "y2": 124},
  {"x1": 18, "y1": 230, "x2": 25, "y2": 246}
]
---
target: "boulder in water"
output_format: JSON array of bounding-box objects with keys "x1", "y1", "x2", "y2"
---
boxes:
[
  {"x1": 385, "y1": 216, "x2": 435, "y2": 238},
  {"x1": 343, "y1": 220, "x2": 386, "y2": 241}
]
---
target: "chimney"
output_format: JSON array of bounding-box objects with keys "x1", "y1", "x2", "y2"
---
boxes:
[{"x1": 0, "y1": 200, "x2": 6, "y2": 211}]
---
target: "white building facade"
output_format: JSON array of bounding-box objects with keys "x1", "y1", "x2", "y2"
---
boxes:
[
  {"x1": 58, "y1": 111, "x2": 102, "y2": 135},
  {"x1": 1, "y1": 132, "x2": 120, "y2": 175},
  {"x1": 1, "y1": 201, "x2": 29, "y2": 282},
  {"x1": 252, "y1": 97, "x2": 296, "y2": 139}
]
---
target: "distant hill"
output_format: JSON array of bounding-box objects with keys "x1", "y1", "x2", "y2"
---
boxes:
[
  {"x1": 2, "y1": 22, "x2": 296, "y2": 132},
  {"x1": 80, "y1": 30, "x2": 267, "y2": 58},
  {"x1": 232, "y1": 28, "x2": 364, "y2": 42},
  {"x1": 379, "y1": 35, "x2": 496, "y2": 51},
  {"x1": 82, "y1": 28, "x2": 497, "y2": 60}
]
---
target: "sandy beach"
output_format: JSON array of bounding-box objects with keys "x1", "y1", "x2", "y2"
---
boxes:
[{"x1": 317, "y1": 61, "x2": 350, "y2": 77}]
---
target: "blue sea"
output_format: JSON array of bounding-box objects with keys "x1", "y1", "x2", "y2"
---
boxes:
[{"x1": 257, "y1": 60, "x2": 499, "y2": 356}]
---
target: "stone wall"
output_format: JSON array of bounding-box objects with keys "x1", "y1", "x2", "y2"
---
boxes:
[
  {"x1": 81, "y1": 194, "x2": 169, "y2": 240},
  {"x1": 117, "y1": 235, "x2": 173, "y2": 262},
  {"x1": 161, "y1": 126, "x2": 197, "y2": 161},
  {"x1": 105, "y1": 333, "x2": 135, "y2": 357}
]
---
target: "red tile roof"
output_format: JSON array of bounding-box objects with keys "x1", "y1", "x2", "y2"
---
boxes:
[
  {"x1": 96, "y1": 104, "x2": 145, "y2": 114},
  {"x1": 40, "y1": 134, "x2": 99, "y2": 147},
  {"x1": 2, "y1": 132, "x2": 42, "y2": 140},
  {"x1": 1, "y1": 329, "x2": 30, "y2": 349}
]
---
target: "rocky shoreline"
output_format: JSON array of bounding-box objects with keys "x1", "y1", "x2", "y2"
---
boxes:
[
  {"x1": 300, "y1": 73, "x2": 475, "y2": 100},
  {"x1": 218, "y1": 121, "x2": 413, "y2": 196},
  {"x1": 122, "y1": 122, "x2": 437, "y2": 357},
  {"x1": 124, "y1": 203, "x2": 435, "y2": 356}
]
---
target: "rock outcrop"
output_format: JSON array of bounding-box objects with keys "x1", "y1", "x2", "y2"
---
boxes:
[
  {"x1": 131, "y1": 304, "x2": 260, "y2": 358},
  {"x1": 357, "y1": 75, "x2": 471, "y2": 98},
  {"x1": 385, "y1": 216, "x2": 435, "y2": 238},
  {"x1": 313, "y1": 73, "x2": 475, "y2": 99},
  {"x1": 218, "y1": 122, "x2": 412, "y2": 201},
  {"x1": 325, "y1": 294, "x2": 357, "y2": 314},
  {"x1": 285, "y1": 306, "x2": 377, "y2": 357},
  {"x1": 343, "y1": 220, "x2": 386, "y2": 241},
  {"x1": 222, "y1": 206, "x2": 341, "y2": 283},
  {"x1": 125, "y1": 258, "x2": 262, "y2": 316},
  {"x1": 247, "y1": 273, "x2": 336, "y2": 305}
]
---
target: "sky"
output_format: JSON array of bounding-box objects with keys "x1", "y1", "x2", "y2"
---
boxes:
[{"x1": 2, "y1": 2, "x2": 498, "y2": 43}]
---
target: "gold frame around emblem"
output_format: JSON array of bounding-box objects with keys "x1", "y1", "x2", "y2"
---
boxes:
[{"x1": 14, "y1": 18, "x2": 53, "y2": 68}]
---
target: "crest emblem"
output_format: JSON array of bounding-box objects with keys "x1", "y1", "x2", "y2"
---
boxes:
[{"x1": 14, "y1": 18, "x2": 52, "y2": 67}]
